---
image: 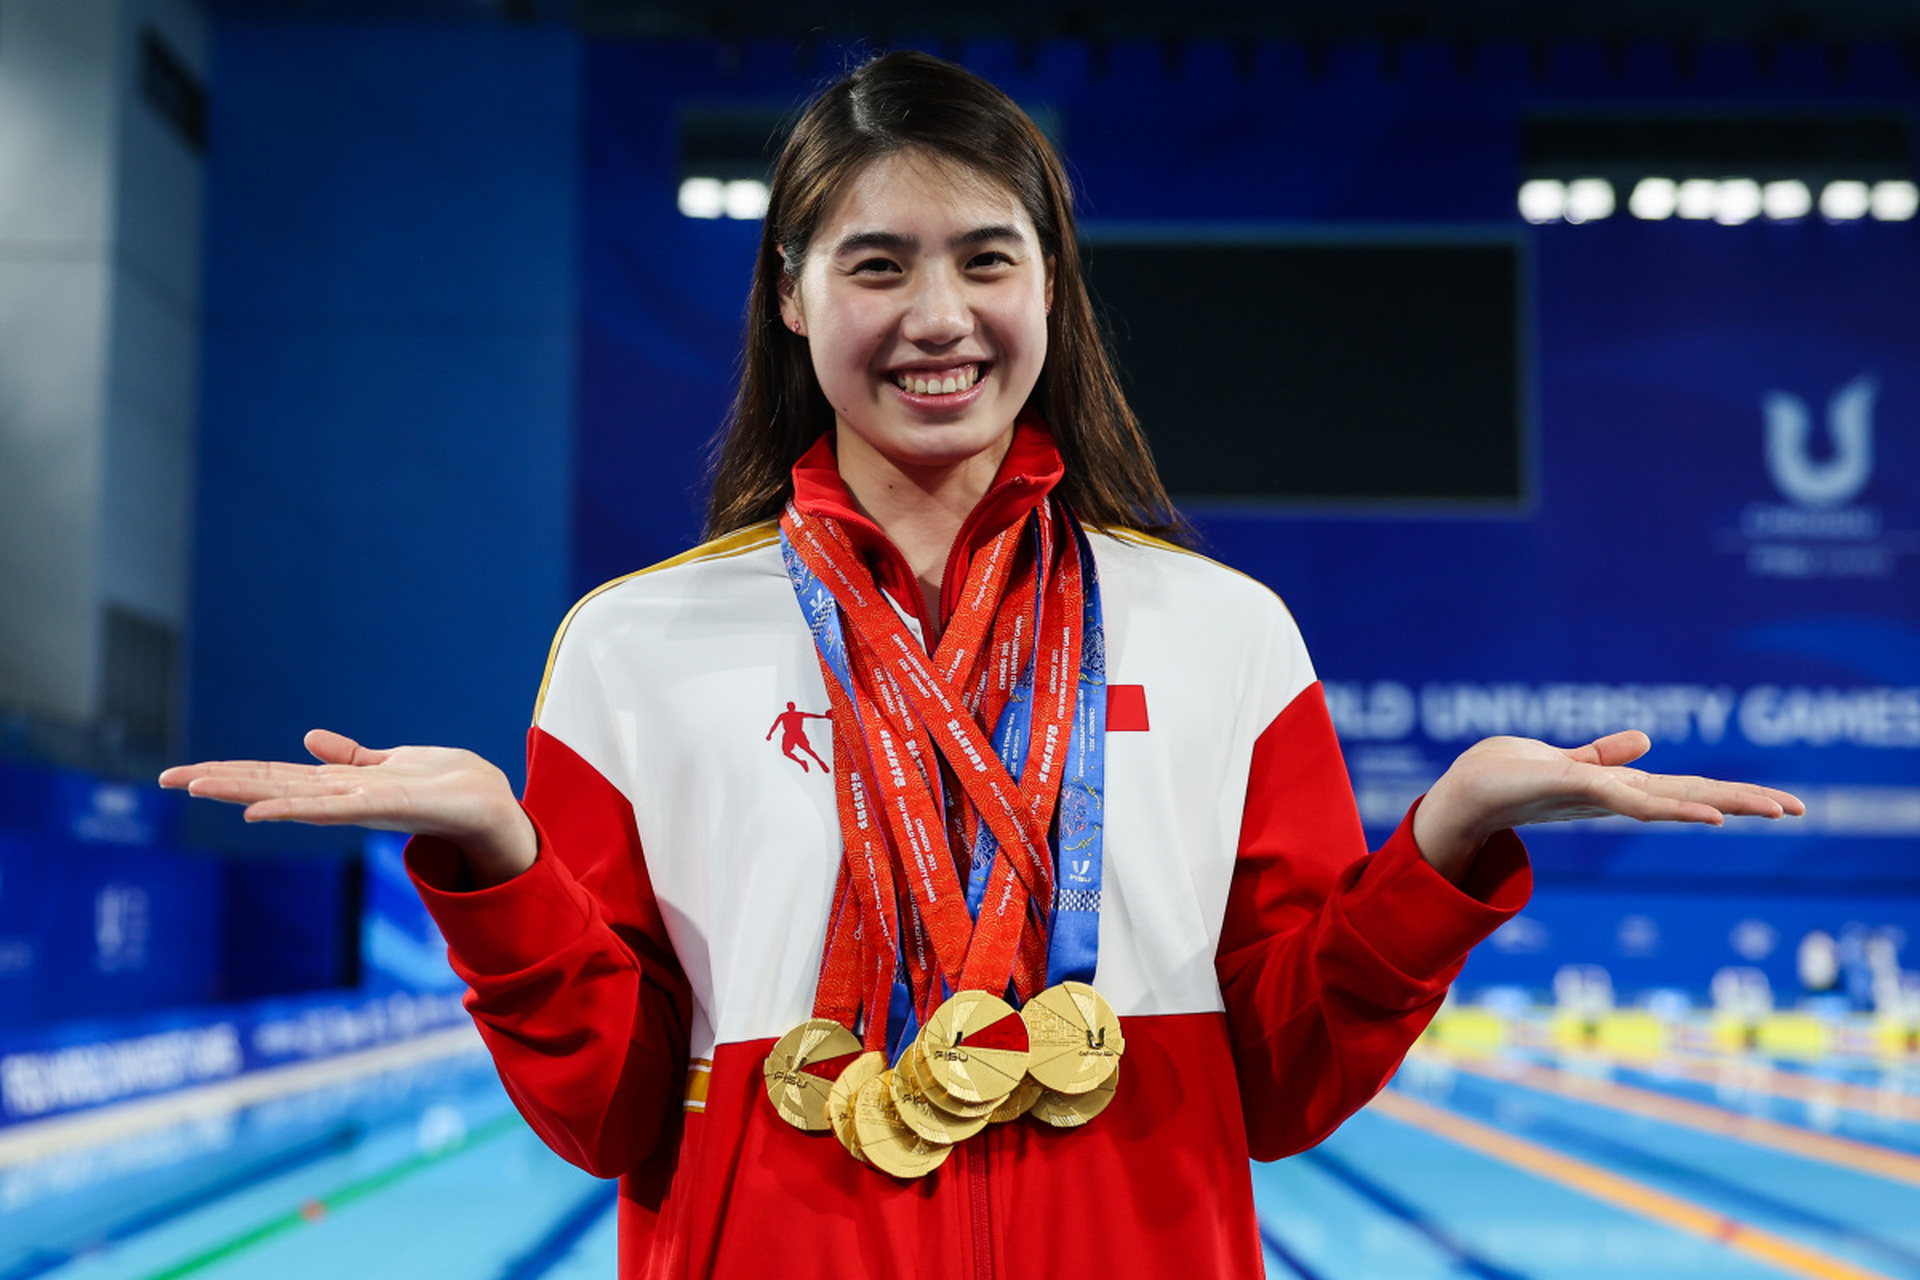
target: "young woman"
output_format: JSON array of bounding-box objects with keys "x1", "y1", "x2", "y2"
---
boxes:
[{"x1": 163, "y1": 51, "x2": 1801, "y2": 1280}]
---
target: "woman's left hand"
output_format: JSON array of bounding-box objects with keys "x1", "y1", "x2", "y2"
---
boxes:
[{"x1": 1412, "y1": 730, "x2": 1805, "y2": 885}]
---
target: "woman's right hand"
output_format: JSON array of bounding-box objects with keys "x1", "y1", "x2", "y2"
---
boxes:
[{"x1": 159, "y1": 728, "x2": 538, "y2": 887}]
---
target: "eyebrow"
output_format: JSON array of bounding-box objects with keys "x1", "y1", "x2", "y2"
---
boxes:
[{"x1": 831, "y1": 224, "x2": 1027, "y2": 256}]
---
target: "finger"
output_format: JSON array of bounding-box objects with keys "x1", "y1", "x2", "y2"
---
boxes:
[
  {"x1": 1634, "y1": 773, "x2": 1801, "y2": 819},
  {"x1": 1708, "y1": 786, "x2": 1789, "y2": 818},
  {"x1": 1587, "y1": 774, "x2": 1728, "y2": 825},
  {"x1": 1748, "y1": 784, "x2": 1806, "y2": 816},
  {"x1": 242, "y1": 791, "x2": 397, "y2": 826},
  {"x1": 1655, "y1": 800, "x2": 1728, "y2": 825},
  {"x1": 1563, "y1": 730, "x2": 1651, "y2": 769},
  {"x1": 159, "y1": 763, "x2": 207, "y2": 788},
  {"x1": 185, "y1": 773, "x2": 377, "y2": 805},
  {"x1": 161, "y1": 759, "x2": 319, "y2": 788},
  {"x1": 305, "y1": 728, "x2": 392, "y2": 768}
]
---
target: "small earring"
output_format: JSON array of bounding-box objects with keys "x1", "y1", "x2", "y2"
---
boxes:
[{"x1": 791, "y1": 318, "x2": 803, "y2": 333}]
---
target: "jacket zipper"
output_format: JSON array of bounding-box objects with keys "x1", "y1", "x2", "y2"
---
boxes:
[{"x1": 968, "y1": 1124, "x2": 994, "y2": 1280}]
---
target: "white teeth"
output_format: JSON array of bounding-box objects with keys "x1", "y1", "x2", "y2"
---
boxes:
[{"x1": 895, "y1": 365, "x2": 979, "y2": 396}]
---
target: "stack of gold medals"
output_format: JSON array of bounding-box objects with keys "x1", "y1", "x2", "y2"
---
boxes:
[{"x1": 764, "y1": 981, "x2": 1125, "y2": 1178}]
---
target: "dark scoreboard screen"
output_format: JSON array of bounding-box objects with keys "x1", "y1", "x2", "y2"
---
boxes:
[{"x1": 1083, "y1": 236, "x2": 1525, "y2": 509}]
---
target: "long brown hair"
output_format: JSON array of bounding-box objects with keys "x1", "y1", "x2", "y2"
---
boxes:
[{"x1": 704, "y1": 50, "x2": 1187, "y2": 543}]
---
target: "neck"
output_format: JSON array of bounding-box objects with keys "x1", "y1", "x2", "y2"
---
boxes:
[{"x1": 833, "y1": 426, "x2": 1014, "y2": 631}]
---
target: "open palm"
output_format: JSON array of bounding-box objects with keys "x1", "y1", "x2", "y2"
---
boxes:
[
  {"x1": 159, "y1": 729, "x2": 536, "y2": 882},
  {"x1": 1413, "y1": 730, "x2": 1803, "y2": 882}
]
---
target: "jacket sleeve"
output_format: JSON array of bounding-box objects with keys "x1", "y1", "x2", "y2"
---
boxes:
[
  {"x1": 1215, "y1": 681, "x2": 1529, "y2": 1161},
  {"x1": 405, "y1": 723, "x2": 692, "y2": 1179}
]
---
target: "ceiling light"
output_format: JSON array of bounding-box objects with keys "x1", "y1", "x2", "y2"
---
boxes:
[
  {"x1": 1714, "y1": 179, "x2": 1762, "y2": 225},
  {"x1": 1820, "y1": 180, "x2": 1871, "y2": 220},
  {"x1": 723, "y1": 179, "x2": 770, "y2": 220},
  {"x1": 1761, "y1": 180, "x2": 1812, "y2": 220},
  {"x1": 1870, "y1": 180, "x2": 1918, "y2": 221},
  {"x1": 678, "y1": 177, "x2": 724, "y2": 219},
  {"x1": 1518, "y1": 179, "x2": 1566, "y2": 224},
  {"x1": 1629, "y1": 177, "x2": 1677, "y2": 219},
  {"x1": 1563, "y1": 178, "x2": 1615, "y2": 223},
  {"x1": 1676, "y1": 179, "x2": 1717, "y2": 219}
]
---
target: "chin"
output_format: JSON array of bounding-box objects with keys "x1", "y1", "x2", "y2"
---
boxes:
[{"x1": 875, "y1": 422, "x2": 1014, "y2": 470}]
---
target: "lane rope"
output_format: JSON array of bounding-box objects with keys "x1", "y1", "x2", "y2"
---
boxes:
[
  {"x1": 1371, "y1": 1089, "x2": 1897, "y2": 1280},
  {"x1": 1438, "y1": 1054, "x2": 1920, "y2": 1188},
  {"x1": 135, "y1": 1112, "x2": 523, "y2": 1280}
]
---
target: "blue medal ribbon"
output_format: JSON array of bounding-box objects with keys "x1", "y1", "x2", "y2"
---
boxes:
[
  {"x1": 961, "y1": 519, "x2": 1107, "y2": 988},
  {"x1": 1045, "y1": 518, "x2": 1106, "y2": 986}
]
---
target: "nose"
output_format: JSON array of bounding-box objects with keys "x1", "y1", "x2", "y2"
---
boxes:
[{"x1": 899, "y1": 264, "x2": 971, "y2": 348}]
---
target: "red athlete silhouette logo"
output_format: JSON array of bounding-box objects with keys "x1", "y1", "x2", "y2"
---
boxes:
[{"x1": 767, "y1": 702, "x2": 831, "y2": 774}]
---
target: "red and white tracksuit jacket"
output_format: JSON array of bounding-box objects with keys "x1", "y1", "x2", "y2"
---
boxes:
[{"x1": 406, "y1": 427, "x2": 1530, "y2": 1279}]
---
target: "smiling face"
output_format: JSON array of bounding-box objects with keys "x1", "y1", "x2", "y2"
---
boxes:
[{"x1": 779, "y1": 149, "x2": 1054, "y2": 489}]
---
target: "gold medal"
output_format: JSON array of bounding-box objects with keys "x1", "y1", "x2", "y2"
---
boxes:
[
  {"x1": 827, "y1": 1050, "x2": 886, "y2": 1162},
  {"x1": 763, "y1": 1019, "x2": 864, "y2": 1132},
  {"x1": 907, "y1": 1040, "x2": 1000, "y2": 1118},
  {"x1": 920, "y1": 991, "x2": 1030, "y2": 1105},
  {"x1": 1021, "y1": 981, "x2": 1124, "y2": 1096},
  {"x1": 1030, "y1": 1061, "x2": 1120, "y2": 1129},
  {"x1": 986, "y1": 1073, "x2": 1043, "y2": 1123},
  {"x1": 853, "y1": 1071, "x2": 953, "y2": 1179},
  {"x1": 890, "y1": 1053, "x2": 990, "y2": 1145}
]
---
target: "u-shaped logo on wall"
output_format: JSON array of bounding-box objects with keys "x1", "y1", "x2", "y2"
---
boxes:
[{"x1": 1762, "y1": 374, "x2": 1877, "y2": 509}]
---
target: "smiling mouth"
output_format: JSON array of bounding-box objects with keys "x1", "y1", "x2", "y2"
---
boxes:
[{"x1": 891, "y1": 363, "x2": 985, "y2": 396}]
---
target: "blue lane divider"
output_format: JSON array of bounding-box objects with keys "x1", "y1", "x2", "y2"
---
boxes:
[
  {"x1": 0, "y1": 1125, "x2": 365, "y2": 1280},
  {"x1": 1300, "y1": 1147, "x2": 1534, "y2": 1280},
  {"x1": 494, "y1": 1181, "x2": 620, "y2": 1280},
  {"x1": 1444, "y1": 1076, "x2": 1920, "y2": 1276},
  {"x1": 1257, "y1": 1223, "x2": 1331, "y2": 1280},
  {"x1": 1610, "y1": 1061, "x2": 1920, "y2": 1161}
]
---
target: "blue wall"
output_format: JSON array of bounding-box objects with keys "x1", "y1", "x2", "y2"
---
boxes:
[
  {"x1": 188, "y1": 19, "x2": 582, "y2": 850},
  {"x1": 0, "y1": 759, "x2": 357, "y2": 1029}
]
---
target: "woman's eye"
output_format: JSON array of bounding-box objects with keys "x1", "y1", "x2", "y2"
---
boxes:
[
  {"x1": 969, "y1": 252, "x2": 1014, "y2": 270},
  {"x1": 852, "y1": 258, "x2": 900, "y2": 274}
]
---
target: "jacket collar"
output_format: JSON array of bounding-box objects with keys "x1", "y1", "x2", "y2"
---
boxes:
[{"x1": 789, "y1": 414, "x2": 1066, "y2": 633}]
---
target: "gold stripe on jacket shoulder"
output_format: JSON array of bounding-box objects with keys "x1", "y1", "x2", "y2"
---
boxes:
[
  {"x1": 1095, "y1": 526, "x2": 1293, "y2": 615},
  {"x1": 532, "y1": 520, "x2": 780, "y2": 723},
  {"x1": 1094, "y1": 525, "x2": 1188, "y2": 556},
  {"x1": 1097, "y1": 525, "x2": 1224, "y2": 566}
]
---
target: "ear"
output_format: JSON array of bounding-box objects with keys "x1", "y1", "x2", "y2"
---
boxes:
[
  {"x1": 1043, "y1": 256, "x2": 1056, "y2": 316},
  {"x1": 776, "y1": 248, "x2": 804, "y2": 335}
]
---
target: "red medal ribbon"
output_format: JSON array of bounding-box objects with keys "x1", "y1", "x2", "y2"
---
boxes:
[{"x1": 789, "y1": 499, "x2": 1083, "y2": 1039}]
